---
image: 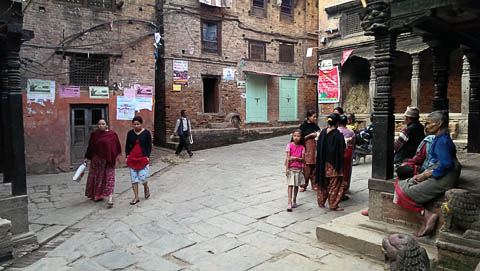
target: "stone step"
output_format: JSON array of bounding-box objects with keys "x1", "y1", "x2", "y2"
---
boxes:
[
  {"x1": 316, "y1": 212, "x2": 438, "y2": 267},
  {"x1": 0, "y1": 183, "x2": 12, "y2": 199},
  {"x1": 208, "y1": 122, "x2": 231, "y2": 129}
]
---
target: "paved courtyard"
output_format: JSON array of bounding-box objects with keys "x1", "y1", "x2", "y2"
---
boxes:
[{"x1": 7, "y1": 135, "x2": 382, "y2": 271}]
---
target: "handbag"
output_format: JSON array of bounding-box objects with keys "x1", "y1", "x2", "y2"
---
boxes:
[
  {"x1": 73, "y1": 162, "x2": 87, "y2": 182},
  {"x1": 189, "y1": 133, "x2": 194, "y2": 144}
]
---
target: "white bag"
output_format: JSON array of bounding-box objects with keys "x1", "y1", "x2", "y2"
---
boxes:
[
  {"x1": 189, "y1": 133, "x2": 194, "y2": 144},
  {"x1": 73, "y1": 162, "x2": 87, "y2": 182}
]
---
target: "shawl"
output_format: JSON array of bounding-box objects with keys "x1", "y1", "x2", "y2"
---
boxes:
[
  {"x1": 85, "y1": 130, "x2": 122, "y2": 167},
  {"x1": 299, "y1": 121, "x2": 320, "y2": 138},
  {"x1": 315, "y1": 128, "x2": 345, "y2": 187}
]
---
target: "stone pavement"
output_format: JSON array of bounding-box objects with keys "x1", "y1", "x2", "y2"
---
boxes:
[{"x1": 6, "y1": 135, "x2": 383, "y2": 270}]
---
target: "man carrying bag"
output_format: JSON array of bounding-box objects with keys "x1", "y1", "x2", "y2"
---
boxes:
[{"x1": 174, "y1": 109, "x2": 193, "y2": 157}]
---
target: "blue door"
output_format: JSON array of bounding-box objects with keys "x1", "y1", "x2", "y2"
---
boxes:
[
  {"x1": 246, "y1": 75, "x2": 268, "y2": 123},
  {"x1": 279, "y1": 78, "x2": 298, "y2": 121}
]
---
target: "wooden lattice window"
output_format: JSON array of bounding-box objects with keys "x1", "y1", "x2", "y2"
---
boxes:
[
  {"x1": 279, "y1": 43, "x2": 294, "y2": 63},
  {"x1": 280, "y1": 0, "x2": 294, "y2": 22},
  {"x1": 249, "y1": 41, "x2": 266, "y2": 61},
  {"x1": 69, "y1": 54, "x2": 110, "y2": 87},
  {"x1": 340, "y1": 13, "x2": 362, "y2": 37},
  {"x1": 56, "y1": 0, "x2": 112, "y2": 9},
  {"x1": 202, "y1": 20, "x2": 221, "y2": 54}
]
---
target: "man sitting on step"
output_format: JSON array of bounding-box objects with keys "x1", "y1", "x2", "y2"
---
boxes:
[{"x1": 393, "y1": 111, "x2": 461, "y2": 237}]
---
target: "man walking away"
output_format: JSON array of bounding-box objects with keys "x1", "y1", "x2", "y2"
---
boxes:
[{"x1": 174, "y1": 109, "x2": 193, "y2": 157}]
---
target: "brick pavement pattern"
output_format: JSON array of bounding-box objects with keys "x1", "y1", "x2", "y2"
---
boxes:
[{"x1": 8, "y1": 136, "x2": 383, "y2": 270}]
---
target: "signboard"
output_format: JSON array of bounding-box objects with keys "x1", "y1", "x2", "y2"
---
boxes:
[
  {"x1": 223, "y1": 67, "x2": 235, "y2": 80},
  {"x1": 89, "y1": 86, "x2": 109, "y2": 99},
  {"x1": 318, "y1": 67, "x2": 340, "y2": 103},
  {"x1": 59, "y1": 85, "x2": 80, "y2": 98},
  {"x1": 320, "y1": 59, "x2": 333, "y2": 71},
  {"x1": 173, "y1": 60, "x2": 188, "y2": 85},
  {"x1": 116, "y1": 96, "x2": 135, "y2": 120},
  {"x1": 27, "y1": 79, "x2": 55, "y2": 102},
  {"x1": 341, "y1": 49, "x2": 354, "y2": 66},
  {"x1": 134, "y1": 85, "x2": 153, "y2": 97}
]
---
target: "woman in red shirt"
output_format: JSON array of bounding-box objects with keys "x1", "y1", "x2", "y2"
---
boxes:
[{"x1": 126, "y1": 116, "x2": 152, "y2": 205}]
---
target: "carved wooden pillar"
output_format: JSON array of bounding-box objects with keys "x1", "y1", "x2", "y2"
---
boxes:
[
  {"x1": 461, "y1": 55, "x2": 470, "y2": 115},
  {"x1": 361, "y1": 1, "x2": 396, "y2": 180},
  {"x1": 368, "y1": 60, "x2": 377, "y2": 112},
  {"x1": 410, "y1": 53, "x2": 421, "y2": 108},
  {"x1": 464, "y1": 50, "x2": 480, "y2": 153},
  {"x1": 430, "y1": 42, "x2": 450, "y2": 111},
  {"x1": 0, "y1": 51, "x2": 11, "y2": 182}
]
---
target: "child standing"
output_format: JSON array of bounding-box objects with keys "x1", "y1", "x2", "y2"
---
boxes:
[{"x1": 285, "y1": 129, "x2": 306, "y2": 212}]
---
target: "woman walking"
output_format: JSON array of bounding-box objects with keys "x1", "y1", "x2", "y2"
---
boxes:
[
  {"x1": 316, "y1": 113, "x2": 346, "y2": 211},
  {"x1": 299, "y1": 110, "x2": 320, "y2": 192},
  {"x1": 126, "y1": 116, "x2": 152, "y2": 205},
  {"x1": 84, "y1": 119, "x2": 122, "y2": 207}
]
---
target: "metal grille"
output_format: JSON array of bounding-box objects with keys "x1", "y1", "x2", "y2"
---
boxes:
[
  {"x1": 91, "y1": 109, "x2": 103, "y2": 125},
  {"x1": 249, "y1": 42, "x2": 266, "y2": 61},
  {"x1": 74, "y1": 110, "x2": 85, "y2": 126},
  {"x1": 279, "y1": 43, "x2": 294, "y2": 63},
  {"x1": 341, "y1": 13, "x2": 362, "y2": 37},
  {"x1": 69, "y1": 55, "x2": 109, "y2": 87},
  {"x1": 88, "y1": 0, "x2": 112, "y2": 8}
]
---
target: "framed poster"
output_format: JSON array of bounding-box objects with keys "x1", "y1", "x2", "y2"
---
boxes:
[
  {"x1": 89, "y1": 86, "x2": 109, "y2": 99},
  {"x1": 318, "y1": 67, "x2": 340, "y2": 103}
]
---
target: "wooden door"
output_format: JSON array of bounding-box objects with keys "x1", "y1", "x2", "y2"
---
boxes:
[
  {"x1": 279, "y1": 77, "x2": 298, "y2": 121},
  {"x1": 246, "y1": 75, "x2": 268, "y2": 123},
  {"x1": 70, "y1": 105, "x2": 108, "y2": 166}
]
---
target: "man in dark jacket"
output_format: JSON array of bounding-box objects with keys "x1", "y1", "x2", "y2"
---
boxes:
[
  {"x1": 394, "y1": 106, "x2": 425, "y2": 164},
  {"x1": 174, "y1": 109, "x2": 193, "y2": 157}
]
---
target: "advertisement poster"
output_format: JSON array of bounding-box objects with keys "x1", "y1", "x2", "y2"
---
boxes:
[
  {"x1": 117, "y1": 97, "x2": 135, "y2": 120},
  {"x1": 134, "y1": 85, "x2": 153, "y2": 97},
  {"x1": 123, "y1": 88, "x2": 136, "y2": 98},
  {"x1": 173, "y1": 60, "x2": 188, "y2": 85},
  {"x1": 89, "y1": 86, "x2": 109, "y2": 99},
  {"x1": 223, "y1": 67, "x2": 235, "y2": 80},
  {"x1": 59, "y1": 85, "x2": 80, "y2": 98},
  {"x1": 135, "y1": 97, "x2": 153, "y2": 111},
  {"x1": 341, "y1": 49, "x2": 354, "y2": 66},
  {"x1": 318, "y1": 67, "x2": 340, "y2": 103},
  {"x1": 27, "y1": 79, "x2": 55, "y2": 102}
]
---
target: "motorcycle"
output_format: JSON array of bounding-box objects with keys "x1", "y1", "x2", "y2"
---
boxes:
[{"x1": 353, "y1": 125, "x2": 373, "y2": 165}]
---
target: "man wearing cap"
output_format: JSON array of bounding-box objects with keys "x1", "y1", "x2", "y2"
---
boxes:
[{"x1": 394, "y1": 106, "x2": 425, "y2": 164}]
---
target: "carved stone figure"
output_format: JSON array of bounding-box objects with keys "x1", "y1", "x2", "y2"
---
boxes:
[
  {"x1": 359, "y1": 1, "x2": 390, "y2": 35},
  {"x1": 382, "y1": 233, "x2": 430, "y2": 271},
  {"x1": 440, "y1": 188, "x2": 480, "y2": 239}
]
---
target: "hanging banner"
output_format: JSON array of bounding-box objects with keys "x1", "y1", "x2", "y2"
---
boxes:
[
  {"x1": 135, "y1": 85, "x2": 153, "y2": 97},
  {"x1": 318, "y1": 67, "x2": 340, "y2": 103},
  {"x1": 59, "y1": 85, "x2": 80, "y2": 98},
  {"x1": 89, "y1": 86, "x2": 109, "y2": 99},
  {"x1": 116, "y1": 96, "x2": 135, "y2": 120},
  {"x1": 27, "y1": 79, "x2": 55, "y2": 102},
  {"x1": 173, "y1": 60, "x2": 188, "y2": 86},
  {"x1": 341, "y1": 49, "x2": 354, "y2": 66}
]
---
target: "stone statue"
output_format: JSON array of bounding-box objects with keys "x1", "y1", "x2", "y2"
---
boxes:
[
  {"x1": 359, "y1": 1, "x2": 390, "y2": 35},
  {"x1": 382, "y1": 233, "x2": 430, "y2": 271},
  {"x1": 440, "y1": 188, "x2": 480, "y2": 239}
]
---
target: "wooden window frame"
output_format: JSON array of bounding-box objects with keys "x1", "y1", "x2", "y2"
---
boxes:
[
  {"x1": 201, "y1": 20, "x2": 222, "y2": 55},
  {"x1": 251, "y1": 0, "x2": 267, "y2": 18},
  {"x1": 280, "y1": 0, "x2": 294, "y2": 23},
  {"x1": 279, "y1": 43, "x2": 294, "y2": 63},
  {"x1": 340, "y1": 12, "x2": 363, "y2": 37},
  {"x1": 248, "y1": 41, "x2": 267, "y2": 62}
]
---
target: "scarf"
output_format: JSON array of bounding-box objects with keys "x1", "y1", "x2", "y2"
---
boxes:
[
  {"x1": 85, "y1": 130, "x2": 122, "y2": 167},
  {"x1": 299, "y1": 120, "x2": 320, "y2": 138},
  {"x1": 315, "y1": 128, "x2": 345, "y2": 187}
]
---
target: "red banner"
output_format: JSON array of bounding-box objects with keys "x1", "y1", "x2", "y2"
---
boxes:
[
  {"x1": 318, "y1": 67, "x2": 340, "y2": 103},
  {"x1": 341, "y1": 49, "x2": 354, "y2": 66}
]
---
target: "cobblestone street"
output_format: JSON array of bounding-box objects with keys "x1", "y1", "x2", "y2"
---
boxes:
[{"x1": 8, "y1": 136, "x2": 382, "y2": 271}]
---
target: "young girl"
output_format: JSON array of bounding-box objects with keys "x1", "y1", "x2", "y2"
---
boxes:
[{"x1": 285, "y1": 129, "x2": 305, "y2": 212}]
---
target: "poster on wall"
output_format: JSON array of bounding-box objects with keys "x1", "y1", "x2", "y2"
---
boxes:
[
  {"x1": 59, "y1": 85, "x2": 80, "y2": 98},
  {"x1": 89, "y1": 86, "x2": 109, "y2": 99},
  {"x1": 173, "y1": 60, "x2": 188, "y2": 85},
  {"x1": 27, "y1": 79, "x2": 55, "y2": 102},
  {"x1": 117, "y1": 96, "x2": 135, "y2": 120},
  {"x1": 123, "y1": 88, "x2": 136, "y2": 98},
  {"x1": 318, "y1": 67, "x2": 340, "y2": 103},
  {"x1": 135, "y1": 97, "x2": 153, "y2": 111},
  {"x1": 223, "y1": 67, "x2": 235, "y2": 80},
  {"x1": 135, "y1": 85, "x2": 153, "y2": 97}
]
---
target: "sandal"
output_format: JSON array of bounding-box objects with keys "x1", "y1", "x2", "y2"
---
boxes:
[
  {"x1": 107, "y1": 197, "x2": 114, "y2": 208},
  {"x1": 130, "y1": 199, "x2": 140, "y2": 205},
  {"x1": 330, "y1": 207, "x2": 344, "y2": 211},
  {"x1": 144, "y1": 186, "x2": 150, "y2": 199},
  {"x1": 299, "y1": 187, "x2": 306, "y2": 192},
  {"x1": 287, "y1": 204, "x2": 292, "y2": 212}
]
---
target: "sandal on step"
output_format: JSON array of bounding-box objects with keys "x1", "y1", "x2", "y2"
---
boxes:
[{"x1": 130, "y1": 199, "x2": 140, "y2": 205}]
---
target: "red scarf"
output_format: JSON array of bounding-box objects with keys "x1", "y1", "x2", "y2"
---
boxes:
[{"x1": 85, "y1": 130, "x2": 122, "y2": 167}]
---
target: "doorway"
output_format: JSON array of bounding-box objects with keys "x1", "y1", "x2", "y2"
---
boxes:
[
  {"x1": 70, "y1": 105, "x2": 108, "y2": 166},
  {"x1": 203, "y1": 77, "x2": 220, "y2": 113}
]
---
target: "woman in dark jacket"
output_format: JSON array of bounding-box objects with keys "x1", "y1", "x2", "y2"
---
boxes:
[
  {"x1": 316, "y1": 113, "x2": 346, "y2": 211},
  {"x1": 126, "y1": 116, "x2": 152, "y2": 205}
]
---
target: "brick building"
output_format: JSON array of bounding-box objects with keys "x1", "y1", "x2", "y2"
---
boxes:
[
  {"x1": 155, "y1": 0, "x2": 319, "y2": 147},
  {"x1": 20, "y1": 0, "x2": 157, "y2": 173},
  {"x1": 317, "y1": 0, "x2": 469, "y2": 138}
]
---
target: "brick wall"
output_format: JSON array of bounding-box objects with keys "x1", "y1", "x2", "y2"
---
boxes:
[{"x1": 21, "y1": 0, "x2": 156, "y2": 173}]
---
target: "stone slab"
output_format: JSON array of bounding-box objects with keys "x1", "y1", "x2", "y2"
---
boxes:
[
  {"x1": 93, "y1": 250, "x2": 136, "y2": 270},
  {"x1": 35, "y1": 225, "x2": 67, "y2": 245},
  {"x1": 142, "y1": 234, "x2": 196, "y2": 256},
  {"x1": 173, "y1": 235, "x2": 243, "y2": 264},
  {"x1": 136, "y1": 257, "x2": 183, "y2": 271},
  {"x1": 250, "y1": 253, "x2": 319, "y2": 271}
]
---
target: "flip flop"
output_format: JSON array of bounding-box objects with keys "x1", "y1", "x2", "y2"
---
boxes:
[
  {"x1": 130, "y1": 199, "x2": 140, "y2": 205},
  {"x1": 144, "y1": 186, "x2": 150, "y2": 199},
  {"x1": 107, "y1": 198, "x2": 114, "y2": 208}
]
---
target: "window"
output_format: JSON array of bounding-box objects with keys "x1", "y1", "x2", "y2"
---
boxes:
[
  {"x1": 203, "y1": 77, "x2": 219, "y2": 113},
  {"x1": 56, "y1": 0, "x2": 112, "y2": 9},
  {"x1": 251, "y1": 0, "x2": 266, "y2": 17},
  {"x1": 340, "y1": 13, "x2": 362, "y2": 37},
  {"x1": 202, "y1": 20, "x2": 221, "y2": 54},
  {"x1": 279, "y1": 43, "x2": 294, "y2": 63},
  {"x1": 249, "y1": 41, "x2": 266, "y2": 61},
  {"x1": 280, "y1": 0, "x2": 293, "y2": 22},
  {"x1": 69, "y1": 54, "x2": 110, "y2": 87}
]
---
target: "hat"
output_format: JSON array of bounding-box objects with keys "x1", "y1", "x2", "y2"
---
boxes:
[{"x1": 404, "y1": 106, "x2": 419, "y2": 118}]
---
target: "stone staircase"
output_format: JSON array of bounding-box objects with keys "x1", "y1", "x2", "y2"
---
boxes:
[{"x1": 0, "y1": 218, "x2": 12, "y2": 262}]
